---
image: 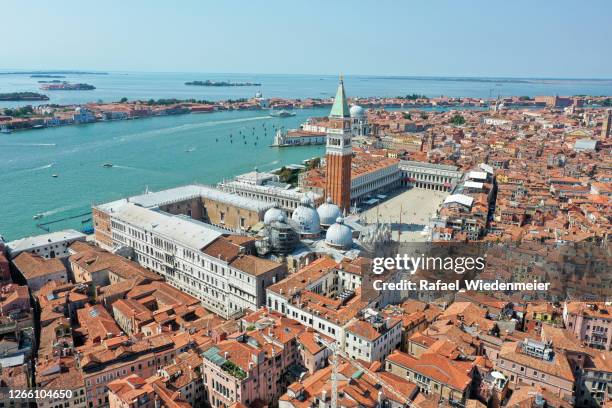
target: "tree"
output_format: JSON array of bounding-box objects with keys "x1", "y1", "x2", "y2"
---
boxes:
[
  {"x1": 3, "y1": 106, "x2": 33, "y2": 118},
  {"x1": 450, "y1": 114, "x2": 466, "y2": 126},
  {"x1": 119, "y1": 97, "x2": 128, "y2": 103},
  {"x1": 402, "y1": 93, "x2": 428, "y2": 100},
  {"x1": 277, "y1": 166, "x2": 299, "y2": 186},
  {"x1": 306, "y1": 157, "x2": 321, "y2": 170},
  {"x1": 403, "y1": 112, "x2": 412, "y2": 120}
]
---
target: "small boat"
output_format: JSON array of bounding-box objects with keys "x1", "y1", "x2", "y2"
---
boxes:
[
  {"x1": 33, "y1": 213, "x2": 43, "y2": 220},
  {"x1": 186, "y1": 147, "x2": 196, "y2": 153},
  {"x1": 270, "y1": 109, "x2": 296, "y2": 118},
  {"x1": 52, "y1": 174, "x2": 58, "y2": 178},
  {"x1": 0, "y1": 126, "x2": 11, "y2": 134},
  {"x1": 102, "y1": 163, "x2": 113, "y2": 168}
]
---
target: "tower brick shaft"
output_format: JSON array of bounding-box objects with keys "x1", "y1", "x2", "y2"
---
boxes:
[{"x1": 325, "y1": 77, "x2": 352, "y2": 213}]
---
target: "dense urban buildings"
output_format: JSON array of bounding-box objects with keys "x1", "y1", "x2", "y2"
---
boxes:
[{"x1": 1, "y1": 75, "x2": 611, "y2": 408}]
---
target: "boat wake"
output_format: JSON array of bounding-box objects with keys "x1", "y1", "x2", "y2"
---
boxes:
[
  {"x1": 112, "y1": 116, "x2": 271, "y2": 143},
  {"x1": 112, "y1": 165, "x2": 141, "y2": 171},
  {"x1": 39, "y1": 204, "x2": 79, "y2": 218},
  {"x1": 29, "y1": 163, "x2": 54, "y2": 171},
  {"x1": 0, "y1": 143, "x2": 57, "y2": 147},
  {"x1": 202, "y1": 116, "x2": 271, "y2": 126}
]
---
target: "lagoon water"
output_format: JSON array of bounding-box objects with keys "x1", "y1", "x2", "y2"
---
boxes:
[
  {"x1": 2, "y1": 72, "x2": 612, "y2": 108},
  {"x1": 1, "y1": 72, "x2": 612, "y2": 240},
  {"x1": 0, "y1": 108, "x2": 327, "y2": 240}
]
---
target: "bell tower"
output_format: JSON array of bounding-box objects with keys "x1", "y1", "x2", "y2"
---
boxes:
[{"x1": 325, "y1": 76, "x2": 352, "y2": 213}]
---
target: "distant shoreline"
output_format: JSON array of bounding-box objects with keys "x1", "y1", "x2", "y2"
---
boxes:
[
  {"x1": 0, "y1": 71, "x2": 108, "y2": 75},
  {"x1": 31, "y1": 74, "x2": 66, "y2": 79},
  {"x1": 0, "y1": 92, "x2": 49, "y2": 101},
  {"x1": 185, "y1": 80, "x2": 262, "y2": 87},
  {"x1": 1, "y1": 93, "x2": 610, "y2": 133}
]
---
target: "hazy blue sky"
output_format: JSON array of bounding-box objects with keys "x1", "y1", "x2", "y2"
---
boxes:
[{"x1": 2, "y1": 0, "x2": 611, "y2": 78}]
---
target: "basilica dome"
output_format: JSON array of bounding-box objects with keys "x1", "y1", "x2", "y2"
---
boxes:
[
  {"x1": 325, "y1": 217, "x2": 353, "y2": 249},
  {"x1": 317, "y1": 197, "x2": 342, "y2": 227},
  {"x1": 291, "y1": 196, "x2": 320, "y2": 236},
  {"x1": 264, "y1": 204, "x2": 284, "y2": 225},
  {"x1": 349, "y1": 105, "x2": 365, "y2": 118}
]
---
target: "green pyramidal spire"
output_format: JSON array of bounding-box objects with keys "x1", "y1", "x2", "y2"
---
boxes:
[{"x1": 329, "y1": 76, "x2": 350, "y2": 118}]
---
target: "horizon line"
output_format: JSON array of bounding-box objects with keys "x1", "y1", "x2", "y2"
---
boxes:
[{"x1": 1, "y1": 68, "x2": 612, "y2": 81}]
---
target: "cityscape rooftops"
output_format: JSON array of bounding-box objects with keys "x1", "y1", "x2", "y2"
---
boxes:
[
  {"x1": 386, "y1": 350, "x2": 472, "y2": 392},
  {"x1": 97, "y1": 184, "x2": 274, "y2": 213},
  {"x1": 7, "y1": 229, "x2": 86, "y2": 257},
  {"x1": 69, "y1": 243, "x2": 163, "y2": 282},
  {"x1": 346, "y1": 317, "x2": 401, "y2": 342},
  {"x1": 235, "y1": 256, "x2": 284, "y2": 278},
  {"x1": 111, "y1": 202, "x2": 223, "y2": 249},
  {"x1": 443, "y1": 194, "x2": 474, "y2": 208},
  {"x1": 499, "y1": 341, "x2": 574, "y2": 382},
  {"x1": 267, "y1": 257, "x2": 337, "y2": 297},
  {"x1": 12, "y1": 251, "x2": 66, "y2": 279}
]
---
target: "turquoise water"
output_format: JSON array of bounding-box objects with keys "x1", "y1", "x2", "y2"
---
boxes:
[
  {"x1": 0, "y1": 108, "x2": 327, "y2": 240},
  {"x1": 2, "y1": 72, "x2": 612, "y2": 108}
]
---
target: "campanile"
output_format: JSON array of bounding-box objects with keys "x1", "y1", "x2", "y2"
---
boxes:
[{"x1": 325, "y1": 77, "x2": 352, "y2": 213}]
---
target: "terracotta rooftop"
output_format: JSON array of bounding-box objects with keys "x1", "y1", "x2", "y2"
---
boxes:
[{"x1": 13, "y1": 251, "x2": 66, "y2": 280}]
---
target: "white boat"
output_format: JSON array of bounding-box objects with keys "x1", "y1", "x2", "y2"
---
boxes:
[
  {"x1": 269, "y1": 109, "x2": 296, "y2": 118},
  {"x1": 102, "y1": 163, "x2": 113, "y2": 168},
  {"x1": 52, "y1": 174, "x2": 58, "y2": 178},
  {"x1": 0, "y1": 126, "x2": 11, "y2": 134},
  {"x1": 33, "y1": 213, "x2": 43, "y2": 220}
]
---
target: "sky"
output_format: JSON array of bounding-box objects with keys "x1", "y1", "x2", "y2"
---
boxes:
[{"x1": 1, "y1": 0, "x2": 611, "y2": 78}]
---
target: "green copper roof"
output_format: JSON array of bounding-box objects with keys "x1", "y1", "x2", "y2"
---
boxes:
[{"x1": 329, "y1": 79, "x2": 350, "y2": 118}]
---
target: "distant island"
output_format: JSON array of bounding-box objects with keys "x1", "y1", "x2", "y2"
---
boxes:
[
  {"x1": 40, "y1": 82, "x2": 96, "y2": 91},
  {"x1": 30, "y1": 74, "x2": 66, "y2": 78},
  {"x1": 38, "y1": 80, "x2": 64, "y2": 83},
  {"x1": 0, "y1": 92, "x2": 50, "y2": 101},
  {"x1": 185, "y1": 80, "x2": 261, "y2": 87},
  {"x1": 0, "y1": 70, "x2": 108, "y2": 75}
]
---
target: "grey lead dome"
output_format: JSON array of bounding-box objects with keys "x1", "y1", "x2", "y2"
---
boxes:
[
  {"x1": 325, "y1": 217, "x2": 353, "y2": 249},
  {"x1": 264, "y1": 204, "x2": 284, "y2": 225},
  {"x1": 291, "y1": 196, "x2": 321, "y2": 235},
  {"x1": 349, "y1": 104, "x2": 365, "y2": 118},
  {"x1": 317, "y1": 197, "x2": 342, "y2": 227}
]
